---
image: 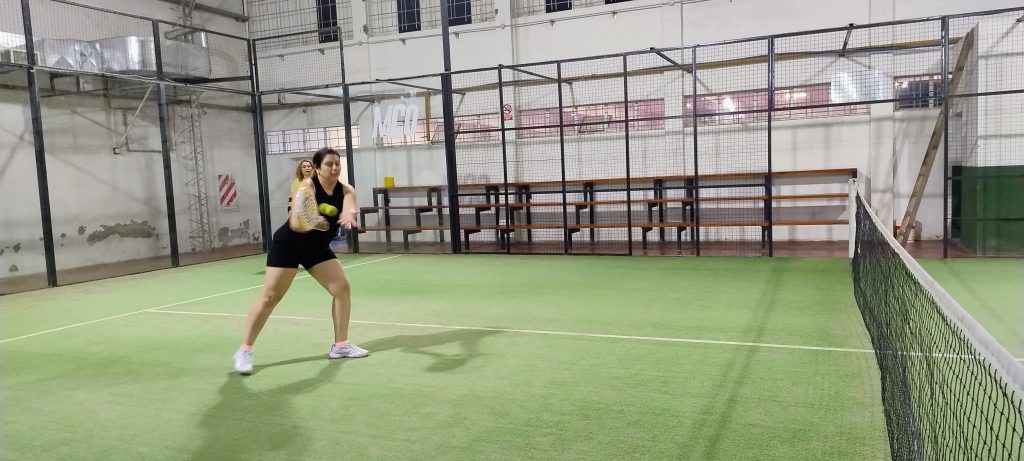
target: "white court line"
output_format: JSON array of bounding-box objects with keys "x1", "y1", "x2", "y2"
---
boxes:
[
  {"x1": 148, "y1": 309, "x2": 883, "y2": 355},
  {"x1": 0, "y1": 255, "x2": 402, "y2": 345},
  {"x1": 148, "y1": 310, "x2": 1024, "y2": 362}
]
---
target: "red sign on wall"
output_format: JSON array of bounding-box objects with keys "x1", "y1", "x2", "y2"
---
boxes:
[
  {"x1": 219, "y1": 174, "x2": 238, "y2": 211},
  {"x1": 502, "y1": 104, "x2": 513, "y2": 121}
]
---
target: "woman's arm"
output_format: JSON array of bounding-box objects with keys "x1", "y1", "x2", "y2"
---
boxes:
[
  {"x1": 339, "y1": 182, "x2": 359, "y2": 229},
  {"x1": 289, "y1": 178, "x2": 328, "y2": 232}
]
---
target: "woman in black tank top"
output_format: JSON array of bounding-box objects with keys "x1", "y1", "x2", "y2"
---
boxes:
[{"x1": 231, "y1": 148, "x2": 369, "y2": 375}]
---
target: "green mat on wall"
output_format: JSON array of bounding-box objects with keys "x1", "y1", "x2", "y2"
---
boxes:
[{"x1": 958, "y1": 165, "x2": 1024, "y2": 255}]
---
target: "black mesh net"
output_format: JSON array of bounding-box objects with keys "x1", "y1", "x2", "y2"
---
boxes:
[{"x1": 852, "y1": 188, "x2": 1024, "y2": 460}]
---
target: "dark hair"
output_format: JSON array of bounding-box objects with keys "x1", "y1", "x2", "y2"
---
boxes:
[{"x1": 312, "y1": 148, "x2": 341, "y2": 168}]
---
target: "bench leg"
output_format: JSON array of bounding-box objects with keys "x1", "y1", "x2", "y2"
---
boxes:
[
  {"x1": 654, "y1": 179, "x2": 665, "y2": 242},
  {"x1": 382, "y1": 190, "x2": 392, "y2": 244},
  {"x1": 525, "y1": 207, "x2": 533, "y2": 242},
  {"x1": 437, "y1": 208, "x2": 445, "y2": 243},
  {"x1": 589, "y1": 205, "x2": 595, "y2": 242},
  {"x1": 494, "y1": 205, "x2": 501, "y2": 242}
]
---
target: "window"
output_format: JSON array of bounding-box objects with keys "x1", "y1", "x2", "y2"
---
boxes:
[
  {"x1": 545, "y1": 0, "x2": 571, "y2": 13},
  {"x1": 366, "y1": 0, "x2": 495, "y2": 36},
  {"x1": 688, "y1": 83, "x2": 868, "y2": 126},
  {"x1": 440, "y1": 113, "x2": 502, "y2": 143},
  {"x1": 249, "y1": 0, "x2": 354, "y2": 50},
  {"x1": 265, "y1": 126, "x2": 360, "y2": 155},
  {"x1": 895, "y1": 75, "x2": 946, "y2": 110},
  {"x1": 518, "y1": 100, "x2": 666, "y2": 139},
  {"x1": 316, "y1": 0, "x2": 339, "y2": 43},
  {"x1": 448, "y1": 0, "x2": 472, "y2": 26},
  {"x1": 398, "y1": 0, "x2": 421, "y2": 33}
]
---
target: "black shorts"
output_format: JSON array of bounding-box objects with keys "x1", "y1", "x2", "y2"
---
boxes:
[{"x1": 266, "y1": 240, "x2": 337, "y2": 270}]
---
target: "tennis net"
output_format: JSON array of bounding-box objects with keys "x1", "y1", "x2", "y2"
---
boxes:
[{"x1": 851, "y1": 183, "x2": 1024, "y2": 460}]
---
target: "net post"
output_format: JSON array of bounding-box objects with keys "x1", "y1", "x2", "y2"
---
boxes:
[{"x1": 848, "y1": 178, "x2": 857, "y2": 258}]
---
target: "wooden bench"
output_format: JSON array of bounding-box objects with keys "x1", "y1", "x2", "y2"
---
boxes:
[
  {"x1": 359, "y1": 168, "x2": 856, "y2": 250},
  {"x1": 460, "y1": 217, "x2": 848, "y2": 250},
  {"x1": 356, "y1": 204, "x2": 444, "y2": 244},
  {"x1": 456, "y1": 193, "x2": 848, "y2": 244},
  {"x1": 452, "y1": 168, "x2": 856, "y2": 190},
  {"x1": 455, "y1": 169, "x2": 854, "y2": 240},
  {"x1": 356, "y1": 225, "x2": 447, "y2": 250}
]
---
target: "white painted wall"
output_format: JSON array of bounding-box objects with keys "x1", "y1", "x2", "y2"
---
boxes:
[
  {"x1": 0, "y1": 75, "x2": 261, "y2": 279},
  {"x1": 0, "y1": 0, "x2": 258, "y2": 284},
  {"x1": 0, "y1": 74, "x2": 46, "y2": 279}
]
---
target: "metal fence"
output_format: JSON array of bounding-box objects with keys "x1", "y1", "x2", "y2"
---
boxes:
[
  {"x1": 0, "y1": 0, "x2": 260, "y2": 294},
  {"x1": 4, "y1": 2, "x2": 1023, "y2": 292},
  {"x1": 339, "y1": 7, "x2": 1024, "y2": 257}
]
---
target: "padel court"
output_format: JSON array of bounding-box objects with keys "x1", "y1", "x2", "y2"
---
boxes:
[
  {"x1": 3, "y1": 1, "x2": 1024, "y2": 459},
  {"x1": 3, "y1": 250, "x2": 1021, "y2": 460}
]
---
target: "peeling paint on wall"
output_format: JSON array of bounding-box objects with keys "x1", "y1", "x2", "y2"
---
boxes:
[
  {"x1": 86, "y1": 220, "x2": 157, "y2": 245},
  {"x1": 78, "y1": 225, "x2": 87, "y2": 236},
  {"x1": 8, "y1": 264, "x2": 18, "y2": 273},
  {"x1": 217, "y1": 219, "x2": 252, "y2": 245},
  {"x1": 60, "y1": 232, "x2": 67, "y2": 238},
  {"x1": 12, "y1": 243, "x2": 20, "y2": 253}
]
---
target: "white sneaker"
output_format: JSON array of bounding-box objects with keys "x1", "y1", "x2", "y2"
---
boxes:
[
  {"x1": 233, "y1": 347, "x2": 253, "y2": 374},
  {"x1": 329, "y1": 342, "x2": 369, "y2": 359}
]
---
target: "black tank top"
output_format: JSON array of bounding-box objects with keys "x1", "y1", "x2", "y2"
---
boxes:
[{"x1": 273, "y1": 175, "x2": 345, "y2": 247}]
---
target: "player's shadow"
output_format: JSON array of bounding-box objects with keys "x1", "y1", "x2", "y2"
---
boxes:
[
  {"x1": 252, "y1": 327, "x2": 504, "y2": 374},
  {"x1": 356, "y1": 327, "x2": 504, "y2": 373},
  {"x1": 186, "y1": 328, "x2": 503, "y2": 460},
  {"x1": 684, "y1": 264, "x2": 782, "y2": 460}
]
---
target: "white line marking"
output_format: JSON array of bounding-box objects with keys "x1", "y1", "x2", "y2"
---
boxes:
[
  {"x1": 0, "y1": 255, "x2": 402, "y2": 344},
  {"x1": 147, "y1": 309, "x2": 883, "y2": 355},
  {"x1": 147, "y1": 310, "x2": 1024, "y2": 362}
]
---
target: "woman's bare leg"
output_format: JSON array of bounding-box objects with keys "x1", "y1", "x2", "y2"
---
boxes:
[
  {"x1": 242, "y1": 267, "x2": 299, "y2": 346},
  {"x1": 306, "y1": 259, "x2": 351, "y2": 343}
]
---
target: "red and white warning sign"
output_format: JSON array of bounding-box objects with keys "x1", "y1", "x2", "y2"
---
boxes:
[
  {"x1": 219, "y1": 174, "x2": 238, "y2": 210},
  {"x1": 502, "y1": 103, "x2": 513, "y2": 121}
]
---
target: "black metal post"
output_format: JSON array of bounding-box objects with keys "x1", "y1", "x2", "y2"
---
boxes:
[
  {"x1": 941, "y1": 18, "x2": 950, "y2": 258},
  {"x1": 247, "y1": 39, "x2": 272, "y2": 252},
  {"x1": 497, "y1": 67, "x2": 512, "y2": 254},
  {"x1": 691, "y1": 46, "x2": 701, "y2": 256},
  {"x1": 623, "y1": 55, "x2": 633, "y2": 255},
  {"x1": 440, "y1": 0, "x2": 462, "y2": 253},
  {"x1": 557, "y1": 63, "x2": 569, "y2": 254},
  {"x1": 338, "y1": 24, "x2": 359, "y2": 252},
  {"x1": 153, "y1": 21, "x2": 180, "y2": 267},
  {"x1": 22, "y1": 0, "x2": 57, "y2": 287},
  {"x1": 766, "y1": 38, "x2": 775, "y2": 257}
]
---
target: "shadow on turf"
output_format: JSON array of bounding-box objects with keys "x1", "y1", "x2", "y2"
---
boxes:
[
  {"x1": 187, "y1": 328, "x2": 503, "y2": 460},
  {"x1": 684, "y1": 264, "x2": 782, "y2": 459},
  {"x1": 251, "y1": 327, "x2": 505, "y2": 374}
]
